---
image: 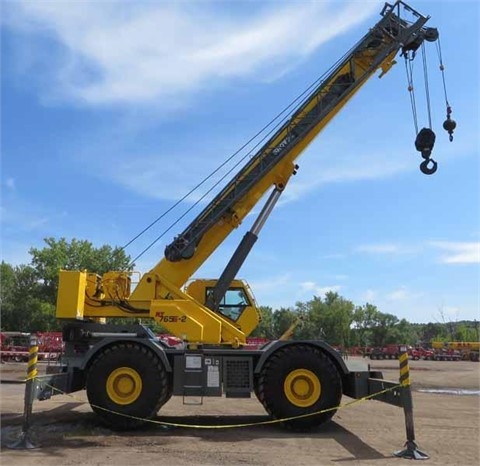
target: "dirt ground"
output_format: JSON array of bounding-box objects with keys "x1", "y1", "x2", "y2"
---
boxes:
[{"x1": 1, "y1": 357, "x2": 479, "y2": 466}]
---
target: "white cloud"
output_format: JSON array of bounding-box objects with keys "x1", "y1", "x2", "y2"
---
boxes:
[
  {"x1": 386, "y1": 286, "x2": 410, "y2": 302},
  {"x1": 429, "y1": 241, "x2": 480, "y2": 264},
  {"x1": 357, "y1": 244, "x2": 400, "y2": 254},
  {"x1": 251, "y1": 273, "x2": 291, "y2": 294},
  {"x1": 4, "y1": 0, "x2": 381, "y2": 106},
  {"x1": 247, "y1": 273, "x2": 294, "y2": 309},
  {"x1": 356, "y1": 243, "x2": 416, "y2": 255},
  {"x1": 280, "y1": 143, "x2": 413, "y2": 204},
  {"x1": 360, "y1": 289, "x2": 377, "y2": 302},
  {"x1": 300, "y1": 281, "x2": 342, "y2": 296},
  {"x1": 356, "y1": 287, "x2": 408, "y2": 306},
  {"x1": 316, "y1": 285, "x2": 342, "y2": 295},
  {"x1": 356, "y1": 241, "x2": 480, "y2": 264}
]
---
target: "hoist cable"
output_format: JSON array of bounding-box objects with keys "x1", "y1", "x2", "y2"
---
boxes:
[
  {"x1": 421, "y1": 42, "x2": 433, "y2": 128},
  {"x1": 435, "y1": 35, "x2": 450, "y2": 107},
  {"x1": 404, "y1": 55, "x2": 419, "y2": 134}
]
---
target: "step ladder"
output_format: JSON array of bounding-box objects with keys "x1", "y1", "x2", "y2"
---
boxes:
[{"x1": 182, "y1": 353, "x2": 204, "y2": 405}]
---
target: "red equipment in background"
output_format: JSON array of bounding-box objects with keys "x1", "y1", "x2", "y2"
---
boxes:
[{"x1": 1, "y1": 331, "x2": 64, "y2": 362}]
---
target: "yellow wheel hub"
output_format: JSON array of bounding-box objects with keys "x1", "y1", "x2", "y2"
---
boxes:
[
  {"x1": 284, "y1": 369, "x2": 321, "y2": 407},
  {"x1": 106, "y1": 367, "x2": 142, "y2": 405}
]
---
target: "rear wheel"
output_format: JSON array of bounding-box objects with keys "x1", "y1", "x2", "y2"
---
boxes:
[
  {"x1": 256, "y1": 344, "x2": 342, "y2": 430},
  {"x1": 86, "y1": 343, "x2": 169, "y2": 430}
]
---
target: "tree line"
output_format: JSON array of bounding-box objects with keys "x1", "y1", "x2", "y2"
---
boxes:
[
  {"x1": 252, "y1": 301, "x2": 479, "y2": 348},
  {"x1": 1, "y1": 238, "x2": 478, "y2": 347}
]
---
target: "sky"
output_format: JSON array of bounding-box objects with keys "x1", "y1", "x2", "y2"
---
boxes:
[{"x1": 1, "y1": 0, "x2": 479, "y2": 324}]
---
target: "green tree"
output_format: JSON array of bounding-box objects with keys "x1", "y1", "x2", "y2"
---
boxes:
[
  {"x1": 1, "y1": 261, "x2": 18, "y2": 329},
  {"x1": 1, "y1": 262, "x2": 57, "y2": 331},
  {"x1": 251, "y1": 306, "x2": 276, "y2": 338},
  {"x1": 317, "y1": 292, "x2": 354, "y2": 346},
  {"x1": 272, "y1": 307, "x2": 297, "y2": 339},
  {"x1": 1, "y1": 261, "x2": 16, "y2": 310},
  {"x1": 351, "y1": 303, "x2": 380, "y2": 347},
  {"x1": 387, "y1": 318, "x2": 417, "y2": 345},
  {"x1": 416, "y1": 321, "x2": 445, "y2": 343},
  {"x1": 370, "y1": 312, "x2": 399, "y2": 347},
  {"x1": 452, "y1": 322, "x2": 479, "y2": 342},
  {"x1": 293, "y1": 293, "x2": 354, "y2": 346}
]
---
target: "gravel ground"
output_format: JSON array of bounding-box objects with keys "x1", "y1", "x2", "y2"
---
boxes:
[{"x1": 1, "y1": 357, "x2": 479, "y2": 466}]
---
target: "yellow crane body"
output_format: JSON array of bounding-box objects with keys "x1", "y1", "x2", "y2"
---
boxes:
[
  {"x1": 42, "y1": 2, "x2": 450, "y2": 431},
  {"x1": 432, "y1": 341, "x2": 480, "y2": 350}
]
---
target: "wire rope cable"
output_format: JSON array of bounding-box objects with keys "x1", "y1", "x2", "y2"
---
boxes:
[
  {"x1": 421, "y1": 43, "x2": 433, "y2": 129},
  {"x1": 404, "y1": 54, "x2": 419, "y2": 134},
  {"x1": 435, "y1": 35, "x2": 450, "y2": 107}
]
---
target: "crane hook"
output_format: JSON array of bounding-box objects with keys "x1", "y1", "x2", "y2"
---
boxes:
[
  {"x1": 415, "y1": 128, "x2": 438, "y2": 175},
  {"x1": 420, "y1": 158, "x2": 438, "y2": 175}
]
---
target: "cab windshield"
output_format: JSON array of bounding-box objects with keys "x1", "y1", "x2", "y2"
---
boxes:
[{"x1": 207, "y1": 287, "x2": 250, "y2": 322}]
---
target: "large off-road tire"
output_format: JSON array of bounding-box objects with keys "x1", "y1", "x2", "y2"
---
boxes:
[
  {"x1": 86, "y1": 343, "x2": 170, "y2": 430},
  {"x1": 255, "y1": 344, "x2": 342, "y2": 431}
]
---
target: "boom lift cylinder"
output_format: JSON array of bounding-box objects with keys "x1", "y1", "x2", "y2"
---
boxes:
[{"x1": 206, "y1": 184, "x2": 285, "y2": 312}]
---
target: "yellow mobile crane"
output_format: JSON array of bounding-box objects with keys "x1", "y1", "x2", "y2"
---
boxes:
[
  {"x1": 45, "y1": 2, "x2": 453, "y2": 430},
  {"x1": 431, "y1": 341, "x2": 480, "y2": 361}
]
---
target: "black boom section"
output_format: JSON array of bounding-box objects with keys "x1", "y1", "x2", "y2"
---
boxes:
[{"x1": 165, "y1": 2, "x2": 431, "y2": 262}]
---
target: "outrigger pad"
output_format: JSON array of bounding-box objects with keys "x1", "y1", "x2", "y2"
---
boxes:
[
  {"x1": 7, "y1": 430, "x2": 40, "y2": 450},
  {"x1": 394, "y1": 440, "x2": 429, "y2": 460}
]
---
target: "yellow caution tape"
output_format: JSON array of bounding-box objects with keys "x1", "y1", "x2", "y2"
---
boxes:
[{"x1": 39, "y1": 380, "x2": 403, "y2": 430}]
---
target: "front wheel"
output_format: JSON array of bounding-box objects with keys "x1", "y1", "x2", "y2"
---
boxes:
[
  {"x1": 255, "y1": 344, "x2": 342, "y2": 430},
  {"x1": 86, "y1": 343, "x2": 170, "y2": 430}
]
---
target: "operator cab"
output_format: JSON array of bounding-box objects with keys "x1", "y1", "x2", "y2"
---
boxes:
[{"x1": 185, "y1": 279, "x2": 260, "y2": 337}]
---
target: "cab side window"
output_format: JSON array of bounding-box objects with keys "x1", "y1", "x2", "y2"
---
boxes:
[{"x1": 207, "y1": 288, "x2": 250, "y2": 321}]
